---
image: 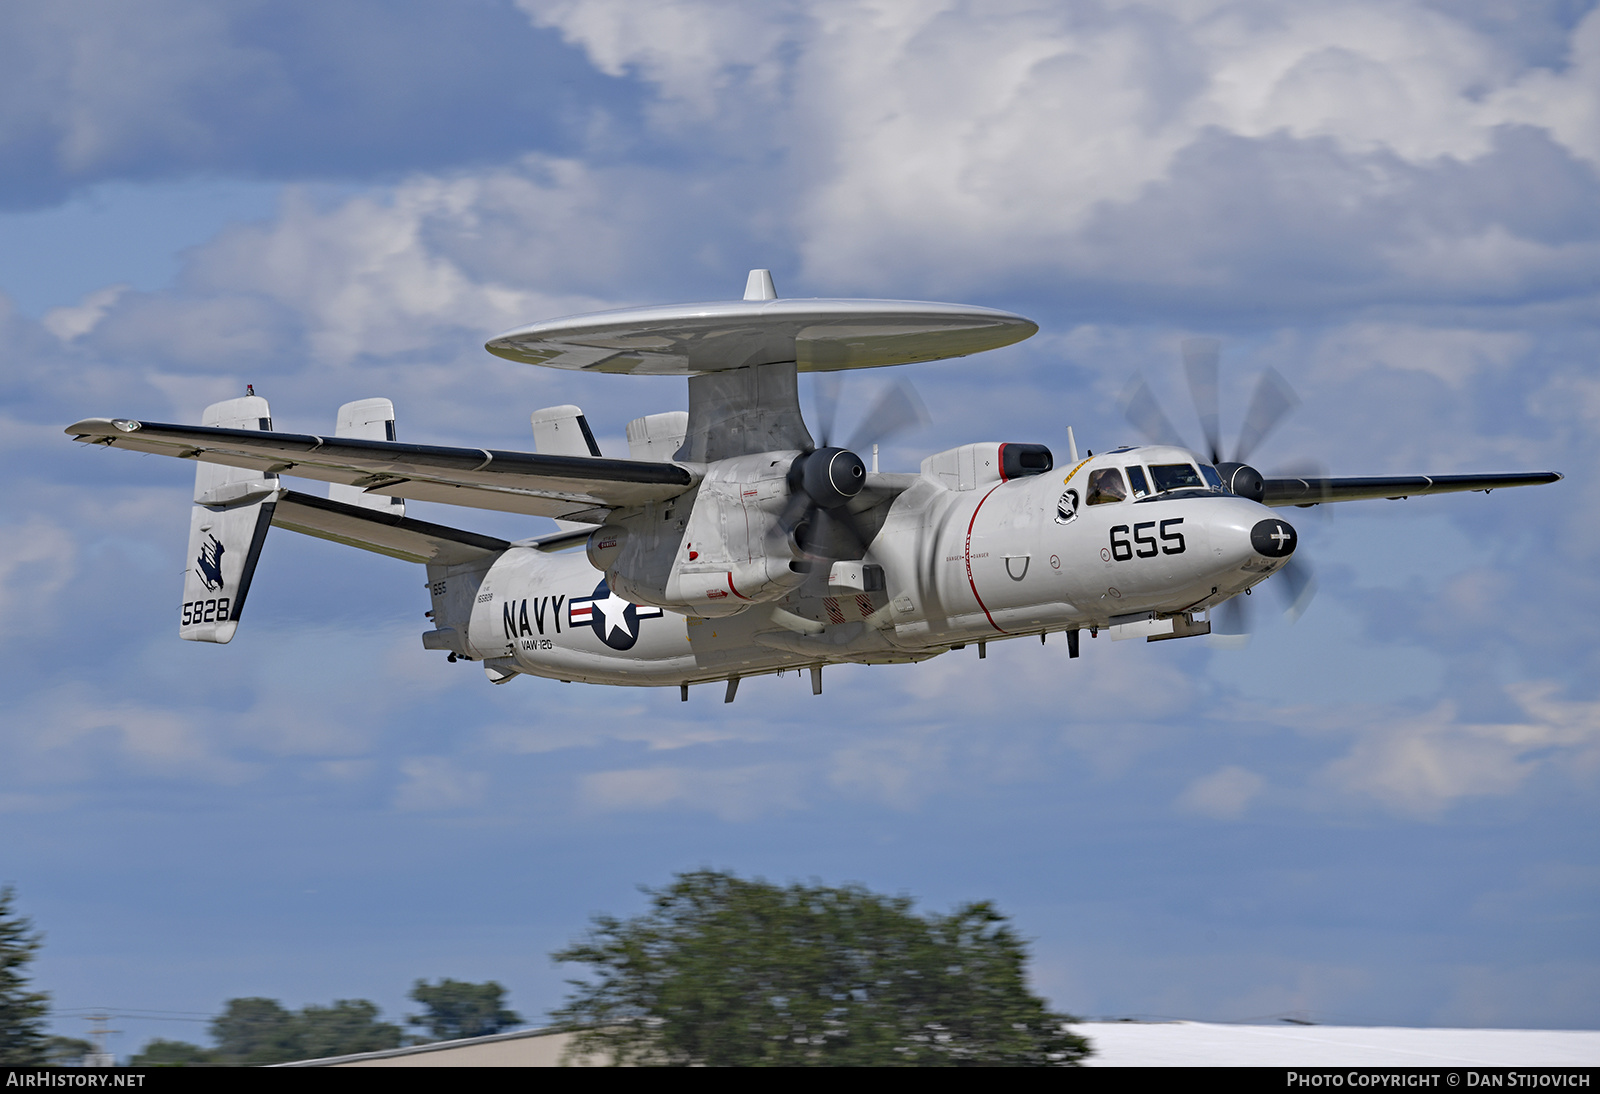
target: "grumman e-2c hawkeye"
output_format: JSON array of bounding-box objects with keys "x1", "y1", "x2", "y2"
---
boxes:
[{"x1": 66, "y1": 271, "x2": 1562, "y2": 701}]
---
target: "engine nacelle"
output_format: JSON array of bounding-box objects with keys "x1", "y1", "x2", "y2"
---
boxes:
[
  {"x1": 586, "y1": 525, "x2": 626, "y2": 571},
  {"x1": 659, "y1": 551, "x2": 805, "y2": 616},
  {"x1": 1214, "y1": 461, "x2": 1264, "y2": 502},
  {"x1": 604, "y1": 454, "x2": 809, "y2": 617}
]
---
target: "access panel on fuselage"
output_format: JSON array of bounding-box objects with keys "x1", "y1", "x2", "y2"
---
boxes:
[{"x1": 927, "y1": 474, "x2": 1077, "y2": 638}]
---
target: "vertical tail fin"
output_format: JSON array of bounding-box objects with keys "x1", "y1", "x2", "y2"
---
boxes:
[
  {"x1": 531, "y1": 404, "x2": 602, "y2": 532},
  {"x1": 329, "y1": 398, "x2": 405, "y2": 515},
  {"x1": 181, "y1": 396, "x2": 277, "y2": 643}
]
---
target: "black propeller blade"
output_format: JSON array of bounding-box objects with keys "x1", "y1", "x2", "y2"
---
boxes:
[
  {"x1": 845, "y1": 380, "x2": 928, "y2": 454},
  {"x1": 1119, "y1": 341, "x2": 1320, "y2": 641},
  {"x1": 1234, "y1": 366, "x2": 1299, "y2": 464},
  {"x1": 1210, "y1": 556, "x2": 1318, "y2": 646},
  {"x1": 785, "y1": 377, "x2": 930, "y2": 566},
  {"x1": 1122, "y1": 376, "x2": 1189, "y2": 451},
  {"x1": 1124, "y1": 342, "x2": 1302, "y2": 467},
  {"x1": 813, "y1": 372, "x2": 842, "y2": 449},
  {"x1": 1276, "y1": 556, "x2": 1318, "y2": 623},
  {"x1": 1212, "y1": 593, "x2": 1251, "y2": 648},
  {"x1": 1182, "y1": 337, "x2": 1223, "y2": 464}
]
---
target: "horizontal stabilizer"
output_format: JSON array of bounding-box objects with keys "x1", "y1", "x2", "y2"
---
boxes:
[{"x1": 271, "y1": 490, "x2": 509, "y2": 565}]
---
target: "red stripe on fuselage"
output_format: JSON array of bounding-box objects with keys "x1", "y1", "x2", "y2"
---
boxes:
[{"x1": 965, "y1": 482, "x2": 1009, "y2": 634}]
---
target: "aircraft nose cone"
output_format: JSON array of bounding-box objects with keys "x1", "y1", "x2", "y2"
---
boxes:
[{"x1": 1250, "y1": 518, "x2": 1297, "y2": 558}]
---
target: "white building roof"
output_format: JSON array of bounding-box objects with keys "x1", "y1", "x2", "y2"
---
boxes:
[{"x1": 1076, "y1": 1021, "x2": 1600, "y2": 1068}]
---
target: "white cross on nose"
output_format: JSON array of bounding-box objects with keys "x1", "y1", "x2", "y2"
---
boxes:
[{"x1": 1270, "y1": 525, "x2": 1291, "y2": 549}]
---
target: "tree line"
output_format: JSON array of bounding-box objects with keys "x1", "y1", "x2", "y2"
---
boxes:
[
  {"x1": 0, "y1": 884, "x2": 519, "y2": 1067},
  {"x1": 131, "y1": 979, "x2": 522, "y2": 1065},
  {"x1": 2, "y1": 873, "x2": 1090, "y2": 1066}
]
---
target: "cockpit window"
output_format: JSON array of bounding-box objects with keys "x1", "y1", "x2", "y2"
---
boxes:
[
  {"x1": 1126, "y1": 465, "x2": 1151, "y2": 498},
  {"x1": 1149, "y1": 463, "x2": 1204, "y2": 493},
  {"x1": 1086, "y1": 468, "x2": 1128, "y2": 505},
  {"x1": 1199, "y1": 464, "x2": 1223, "y2": 490}
]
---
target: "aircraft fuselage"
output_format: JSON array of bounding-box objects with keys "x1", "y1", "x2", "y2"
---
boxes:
[{"x1": 426, "y1": 445, "x2": 1294, "y2": 688}]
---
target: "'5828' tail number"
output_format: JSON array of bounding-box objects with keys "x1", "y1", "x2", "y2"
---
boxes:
[
  {"x1": 182, "y1": 597, "x2": 230, "y2": 625},
  {"x1": 1109, "y1": 519, "x2": 1185, "y2": 562}
]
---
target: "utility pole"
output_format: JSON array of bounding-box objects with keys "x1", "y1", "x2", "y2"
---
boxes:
[{"x1": 83, "y1": 1013, "x2": 119, "y2": 1067}]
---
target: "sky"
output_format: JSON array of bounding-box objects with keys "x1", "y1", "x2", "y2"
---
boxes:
[{"x1": 2, "y1": 0, "x2": 1598, "y2": 1056}]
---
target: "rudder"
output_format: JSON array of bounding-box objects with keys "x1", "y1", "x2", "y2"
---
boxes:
[{"x1": 180, "y1": 396, "x2": 278, "y2": 643}]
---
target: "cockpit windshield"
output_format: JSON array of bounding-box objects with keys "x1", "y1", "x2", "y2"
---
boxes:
[
  {"x1": 1086, "y1": 468, "x2": 1127, "y2": 505},
  {"x1": 1148, "y1": 463, "x2": 1204, "y2": 493},
  {"x1": 1126, "y1": 465, "x2": 1151, "y2": 499}
]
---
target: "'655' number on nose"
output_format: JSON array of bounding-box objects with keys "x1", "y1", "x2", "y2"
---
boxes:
[{"x1": 1109, "y1": 519, "x2": 1185, "y2": 561}]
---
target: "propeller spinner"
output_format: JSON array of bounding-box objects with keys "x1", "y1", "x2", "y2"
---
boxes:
[{"x1": 783, "y1": 379, "x2": 928, "y2": 565}]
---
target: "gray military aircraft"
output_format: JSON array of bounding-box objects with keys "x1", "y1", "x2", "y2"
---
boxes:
[{"x1": 67, "y1": 270, "x2": 1561, "y2": 700}]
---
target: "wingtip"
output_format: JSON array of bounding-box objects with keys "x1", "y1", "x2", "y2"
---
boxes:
[{"x1": 65, "y1": 417, "x2": 141, "y2": 438}]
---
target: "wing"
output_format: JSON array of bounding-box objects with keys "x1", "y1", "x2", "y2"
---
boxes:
[
  {"x1": 66, "y1": 417, "x2": 697, "y2": 522},
  {"x1": 1263, "y1": 471, "x2": 1562, "y2": 507},
  {"x1": 270, "y1": 490, "x2": 511, "y2": 565}
]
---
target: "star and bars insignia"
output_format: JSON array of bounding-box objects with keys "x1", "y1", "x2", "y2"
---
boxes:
[{"x1": 569, "y1": 579, "x2": 664, "y2": 651}]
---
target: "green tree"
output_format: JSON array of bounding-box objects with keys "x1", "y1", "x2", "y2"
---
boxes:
[
  {"x1": 0, "y1": 885, "x2": 50, "y2": 1065},
  {"x1": 407, "y1": 979, "x2": 521, "y2": 1042},
  {"x1": 550, "y1": 870, "x2": 1091, "y2": 1067},
  {"x1": 295, "y1": 1000, "x2": 402, "y2": 1059},
  {"x1": 129, "y1": 1039, "x2": 217, "y2": 1066},
  {"x1": 210, "y1": 997, "x2": 299, "y2": 1064},
  {"x1": 43, "y1": 1036, "x2": 94, "y2": 1067},
  {"x1": 209, "y1": 996, "x2": 403, "y2": 1064}
]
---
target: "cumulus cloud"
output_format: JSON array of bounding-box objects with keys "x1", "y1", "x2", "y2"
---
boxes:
[
  {"x1": 520, "y1": 0, "x2": 797, "y2": 121},
  {"x1": 0, "y1": 516, "x2": 76, "y2": 615},
  {"x1": 485, "y1": 711, "x2": 759, "y2": 754},
  {"x1": 158, "y1": 172, "x2": 616, "y2": 366},
  {"x1": 1177, "y1": 765, "x2": 1264, "y2": 818},
  {"x1": 1488, "y1": 4, "x2": 1600, "y2": 165},
  {"x1": 11, "y1": 693, "x2": 256, "y2": 785},
  {"x1": 394, "y1": 756, "x2": 489, "y2": 811},
  {"x1": 41, "y1": 284, "x2": 129, "y2": 342},
  {"x1": 524, "y1": 0, "x2": 1600, "y2": 310},
  {"x1": 0, "y1": 0, "x2": 615, "y2": 207},
  {"x1": 828, "y1": 730, "x2": 950, "y2": 811},
  {"x1": 581, "y1": 762, "x2": 805, "y2": 821},
  {"x1": 1317, "y1": 681, "x2": 1600, "y2": 815},
  {"x1": 63, "y1": 154, "x2": 771, "y2": 405}
]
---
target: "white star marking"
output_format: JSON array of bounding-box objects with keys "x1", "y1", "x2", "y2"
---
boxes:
[{"x1": 593, "y1": 591, "x2": 636, "y2": 640}]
